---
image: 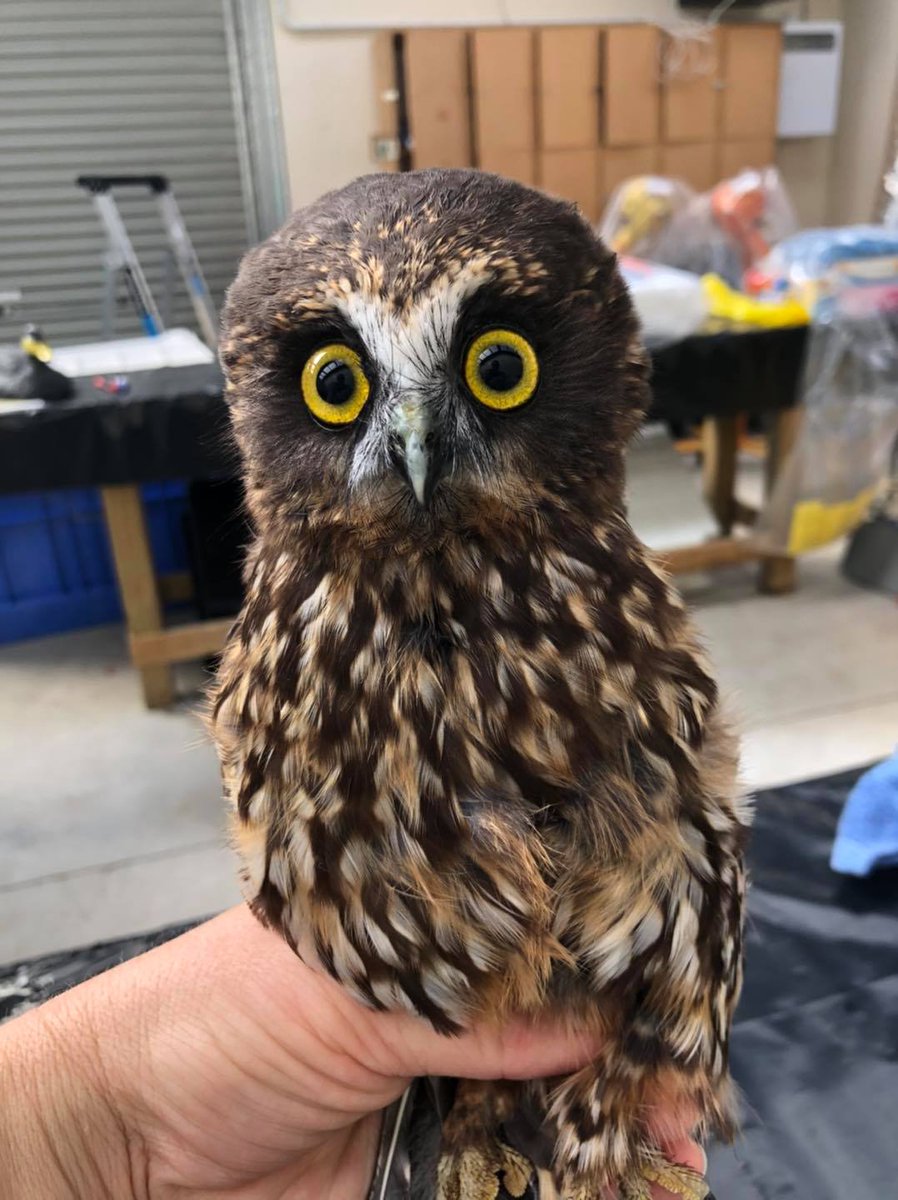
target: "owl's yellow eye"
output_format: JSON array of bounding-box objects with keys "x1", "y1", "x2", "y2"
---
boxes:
[
  {"x1": 301, "y1": 344, "x2": 370, "y2": 427},
  {"x1": 464, "y1": 329, "x2": 538, "y2": 411}
]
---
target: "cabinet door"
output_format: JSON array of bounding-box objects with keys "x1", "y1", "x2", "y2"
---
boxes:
[
  {"x1": 537, "y1": 27, "x2": 600, "y2": 149},
  {"x1": 601, "y1": 145, "x2": 659, "y2": 209},
  {"x1": 660, "y1": 142, "x2": 717, "y2": 191},
  {"x1": 720, "y1": 24, "x2": 781, "y2": 141},
  {"x1": 405, "y1": 29, "x2": 472, "y2": 169},
  {"x1": 371, "y1": 30, "x2": 399, "y2": 172},
  {"x1": 540, "y1": 148, "x2": 602, "y2": 222},
  {"x1": 661, "y1": 28, "x2": 721, "y2": 143},
  {"x1": 603, "y1": 25, "x2": 660, "y2": 147},
  {"x1": 718, "y1": 138, "x2": 777, "y2": 179},
  {"x1": 471, "y1": 28, "x2": 536, "y2": 184}
]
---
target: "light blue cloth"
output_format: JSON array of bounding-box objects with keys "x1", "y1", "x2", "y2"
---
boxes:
[{"x1": 830, "y1": 748, "x2": 898, "y2": 876}]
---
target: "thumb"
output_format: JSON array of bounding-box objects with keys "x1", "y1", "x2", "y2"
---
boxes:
[{"x1": 370, "y1": 1010, "x2": 604, "y2": 1082}]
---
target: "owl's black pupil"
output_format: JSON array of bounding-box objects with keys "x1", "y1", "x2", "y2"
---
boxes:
[
  {"x1": 316, "y1": 360, "x2": 356, "y2": 406},
  {"x1": 477, "y1": 344, "x2": 524, "y2": 392}
]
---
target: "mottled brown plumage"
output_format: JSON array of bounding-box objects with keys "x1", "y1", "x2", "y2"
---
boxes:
[{"x1": 210, "y1": 169, "x2": 749, "y2": 1199}]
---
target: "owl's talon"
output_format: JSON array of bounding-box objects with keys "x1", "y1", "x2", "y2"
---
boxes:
[
  {"x1": 437, "y1": 1137, "x2": 532, "y2": 1200},
  {"x1": 624, "y1": 1153, "x2": 708, "y2": 1200},
  {"x1": 618, "y1": 1175, "x2": 653, "y2": 1200},
  {"x1": 559, "y1": 1153, "x2": 706, "y2": 1200}
]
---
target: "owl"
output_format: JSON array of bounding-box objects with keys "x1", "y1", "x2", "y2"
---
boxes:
[{"x1": 211, "y1": 169, "x2": 749, "y2": 1200}]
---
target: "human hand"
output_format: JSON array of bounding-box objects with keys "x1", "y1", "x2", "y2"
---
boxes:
[{"x1": 0, "y1": 905, "x2": 707, "y2": 1199}]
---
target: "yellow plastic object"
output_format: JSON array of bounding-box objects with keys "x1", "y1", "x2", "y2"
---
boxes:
[
  {"x1": 786, "y1": 486, "x2": 879, "y2": 555},
  {"x1": 610, "y1": 180, "x2": 677, "y2": 255},
  {"x1": 20, "y1": 332, "x2": 52, "y2": 363},
  {"x1": 701, "y1": 274, "x2": 810, "y2": 328}
]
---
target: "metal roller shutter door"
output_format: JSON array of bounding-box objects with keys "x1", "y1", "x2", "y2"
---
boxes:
[{"x1": 0, "y1": 0, "x2": 255, "y2": 345}]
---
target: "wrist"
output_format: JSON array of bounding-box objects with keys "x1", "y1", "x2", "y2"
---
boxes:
[{"x1": 0, "y1": 992, "x2": 144, "y2": 1199}]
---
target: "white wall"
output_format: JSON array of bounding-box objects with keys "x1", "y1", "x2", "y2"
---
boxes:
[
  {"x1": 829, "y1": 0, "x2": 898, "y2": 223},
  {"x1": 271, "y1": 22, "x2": 379, "y2": 208},
  {"x1": 277, "y1": 0, "x2": 683, "y2": 30},
  {"x1": 775, "y1": 0, "x2": 841, "y2": 227}
]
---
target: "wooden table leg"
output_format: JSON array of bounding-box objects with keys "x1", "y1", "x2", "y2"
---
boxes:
[
  {"x1": 701, "y1": 415, "x2": 740, "y2": 534},
  {"x1": 759, "y1": 407, "x2": 802, "y2": 594},
  {"x1": 101, "y1": 485, "x2": 174, "y2": 708}
]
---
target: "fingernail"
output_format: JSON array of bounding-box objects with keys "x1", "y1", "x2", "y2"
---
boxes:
[{"x1": 698, "y1": 1145, "x2": 708, "y2": 1176}]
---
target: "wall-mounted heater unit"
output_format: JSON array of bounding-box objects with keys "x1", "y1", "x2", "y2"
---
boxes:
[{"x1": 778, "y1": 20, "x2": 843, "y2": 139}]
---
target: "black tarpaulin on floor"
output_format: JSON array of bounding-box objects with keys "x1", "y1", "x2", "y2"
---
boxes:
[{"x1": 707, "y1": 766, "x2": 898, "y2": 1200}]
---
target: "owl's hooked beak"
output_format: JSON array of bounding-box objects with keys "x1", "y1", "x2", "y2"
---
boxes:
[{"x1": 388, "y1": 398, "x2": 442, "y2": 507}]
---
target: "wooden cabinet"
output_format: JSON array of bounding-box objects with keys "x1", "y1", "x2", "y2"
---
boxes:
[
  {"x1": 603, "y1": 25, "x2": 661, "y2": 147},
  {"x1": 602, "y1": 146, "x2": 659, "y2": 206},
  {"x1": 719, "y1": 24, "x2": 781, "y2": 141},
  {"x1": 405, "y1": 30, "x2": 472, "y2": 170},
  {"x1": 401, "y1": 22, "x2": 783, "y2": 212},
  {"x1": 539, "y1": 148, "x2": 602, "y2": 221},
  {"x1": 660, "y1": 142, "x2": 717, "y2": 192},
  {"x1": 661, "y1": 28, "x2": 721, "y2": 143},
  {"x1": 471, "y1": 28, "x2": 536, "y2": 185},
  {"x1": 537, "y1": 27, "x2": 600, "y2": 149}
]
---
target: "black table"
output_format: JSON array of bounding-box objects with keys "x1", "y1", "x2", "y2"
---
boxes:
[
  {"x1": 0, "y1": 324, "x2": 808, "y2": 706},
  {"x1": 0, "y1": 362, "x2": 229, "y2": 495},
  {"x1": 0, "y1": 327, "x2": 808, "y2": 494},
  {"x1": 0, "y1": 364, "x2": 234, "y2": 706}
]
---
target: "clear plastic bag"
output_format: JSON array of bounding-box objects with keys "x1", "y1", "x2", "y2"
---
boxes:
[
  {"x1": 598, "y1": 175, "x2": 696, "y2": 259},
  {"x1": 751, "y1": 225, "x2": 898, "y2": 315},
  {"x1": 759, "y1": 296, "x2": 898, "y2": 555},
  {"x1": 599, "y1": 168, "x2": 798, "y2": 287},
  {"x1": 618, "y1": 257, "x2": 707, "y2": 346},
  {"x1": 709, "y1": 168, "x2": 798, "y2": 283}
]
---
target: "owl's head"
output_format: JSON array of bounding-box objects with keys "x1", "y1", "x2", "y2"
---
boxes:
[{"x1": 222, "y1": 169, "x2": 648, "y2": 549}]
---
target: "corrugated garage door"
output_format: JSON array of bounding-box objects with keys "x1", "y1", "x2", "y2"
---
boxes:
[{"x1": 0, "y1": 0, "x2": 255, "y2": 345}]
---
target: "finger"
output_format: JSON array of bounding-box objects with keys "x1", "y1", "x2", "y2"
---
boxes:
[
  {"x1": 374, "y1": 1011, "x2": 604, "y2": 1082},
  {"x1": 660, "y1": 1137, "x2": 705, "y2": 1175}
]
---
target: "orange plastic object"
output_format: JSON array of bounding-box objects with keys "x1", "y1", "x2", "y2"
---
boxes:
[{"x1": 710, "y1": 178, "x2": 770, "y2": 271}]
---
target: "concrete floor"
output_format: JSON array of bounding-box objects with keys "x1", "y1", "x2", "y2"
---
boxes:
[{"x1": 1, "y1": 433, "x2": 896, "y2": 964}]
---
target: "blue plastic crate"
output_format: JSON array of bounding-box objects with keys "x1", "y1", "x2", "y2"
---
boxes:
[{"x1": 0, "y1": 482, "x2": 189, "y2": 645}]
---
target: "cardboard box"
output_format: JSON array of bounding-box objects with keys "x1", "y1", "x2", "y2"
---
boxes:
[
  {"x1": 720, "y1": 24, "x2": 782, "y2": 141},
  {"x1": 661, "y1": 28, "x2": 721, "y2": 143},
  {"x1": 405, "y1": 29, "x2": 472, "y2": 169},
  {"x1": 471, "y1": 28, "x2": 536, "y2": 183},
  {"x1": 660, "y1": 141, "x2": 717, "y2": 192},
  {"x1": 539, "y1": 148, "x2": 602, "y2": 222},
  {"x1": 537, "y1": 27, "x2": 600, "y2": 149},
  {"x1": 602, "y1": 25, "x2": 660, "y2": 147},
  {"x1": 718, "y1": 138, "x2": 777, "y2": 179}
]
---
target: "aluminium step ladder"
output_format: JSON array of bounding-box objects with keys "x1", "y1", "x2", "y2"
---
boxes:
[{"x1": 76, "y1": 173, "x2": 218, "y2": 349}]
